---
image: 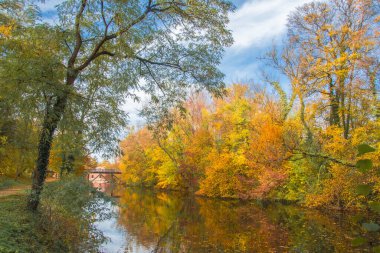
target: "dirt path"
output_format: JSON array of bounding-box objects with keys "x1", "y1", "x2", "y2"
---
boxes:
[
  {"x1": 0, "y1": 185, "x2": 30, "y2": 197},
  {"x1": 0, "y1": 178, "x2": 56, "y2": 197}
]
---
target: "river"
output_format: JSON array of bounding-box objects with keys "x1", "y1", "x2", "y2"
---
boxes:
[{"x1": 93, "y1": 183, "x2": 379, "y2": 253}]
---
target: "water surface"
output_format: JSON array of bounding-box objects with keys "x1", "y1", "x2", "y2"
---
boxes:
[{"x1": 95, "y1": 185, "x2": 379, "y2": 253}]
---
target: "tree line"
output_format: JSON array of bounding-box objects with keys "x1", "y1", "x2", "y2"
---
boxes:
[
  {"x1": 119, "y1": 0, "x2": 380, "y2": 210},
  {"x1": 0, "y1": 0, "x2": 379, "y2": 211}
]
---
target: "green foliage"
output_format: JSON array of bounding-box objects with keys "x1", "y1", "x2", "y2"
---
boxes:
[
  {"x1": 350, "y1": 144, "x2": 380, "y2": 251},
  {"x1": 40, "y1": 177, "x2": 111, "y2": 218},
  {"x1": 1, "y1": 0, "x2": 234, "y2": 185},
  {"x1": 356, "y1": 144, "x2": 376, "y2": 173},
  {"x1": 352, "y1": 237, "x2": 367, "y2": 247},
  {"x1": 356, "y1": 184, "x2": 373, "y2": 196},
  {"x1": 356, "y1": 159, "x2": 373, "y2": 173},
  {"x1": 0, "y1": 195, "x2": 48, "y2": 253},
  {"x1": 0, "y1": 178, "x2": 111, "y2": 252},
  {"x1": 39, "y1": 177, "x2": 113, "y2": 252},
  {"x1": 357, "y1": 144, "x2": 377, "y2": 156},
  {"x1": 369, "y1": 202, "x2": 380, "y2": 213},
  {"x1": 0, "y1": 177, "x2": 28, "y2": 190}
]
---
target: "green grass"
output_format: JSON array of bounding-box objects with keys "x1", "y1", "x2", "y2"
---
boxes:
[
  {"x1": 0, "y1": 195, "x2": 50, "y2": 253},
  {"x1": 0, "y1": 177, "x2": 30, "y2": 190}
]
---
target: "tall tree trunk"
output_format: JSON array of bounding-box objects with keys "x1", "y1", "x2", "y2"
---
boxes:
[
  {"x1": 28, "y1": 93, "x2": 68, "y2": 210},
  {"x1": 328, "y1": 75, "x2": 340, "y2": 126},
  {"x1": 343, "y1": 76, "x2": 353, "y2": 139},
  {"x1": 60, "y1": 153, "x2": 67, "y2": 178},
  {"x1": 299, "y1": 94, "x2": 313, "y2": 144}
]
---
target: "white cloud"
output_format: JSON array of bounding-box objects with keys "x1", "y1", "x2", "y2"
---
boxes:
[
  {"x1": 229, "y1": 0, "x2": 314, "y2": 50},
  {"x1": 37, "y1": 0, "x2": 63, "y2": 25},
  {"x1": 37, "y1": 0, "x2": 63, "y2": 13},
  {"x1": 121, "y1": 88, "x2": 149, "y2": 128}
]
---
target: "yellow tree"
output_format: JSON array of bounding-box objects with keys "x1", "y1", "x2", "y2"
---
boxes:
[
  {"x1": 198, "y1": 85, "x2": 252, "y2": 198},
  {"x1": 119, "y1": 128, "x2": 157, "y2": 186},
  {"x1": 287, "y1": 0, "x2": 379, "y2": 138}
]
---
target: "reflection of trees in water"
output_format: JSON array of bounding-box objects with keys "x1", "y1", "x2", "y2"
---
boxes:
[
  {"x1": 91, "y1": 182, "x2": 121, "y2": 197},
  {"x1": 117, "y1": 188, "x2": 183, "y2": 250},
  {"x1": 116, "y1": 188, "x2": 376, "y2": 252},
  {"x1": 196, "y1": 199, "x2": 290, "y2": 251}
]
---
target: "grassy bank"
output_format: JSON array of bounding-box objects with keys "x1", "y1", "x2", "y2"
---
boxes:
[
  {"x1": 0, "y1": 177, "x2": 112, "y2": 253},
  {"x1": 0, "y1": 177, "x2": 30, "y2": 190},
  {"x1": 0, "y1": 194, "x2": 51, "y2": 252}
]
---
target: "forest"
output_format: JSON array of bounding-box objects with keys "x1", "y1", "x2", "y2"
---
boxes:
[
  {"x1": 0, "y1": 0, "x2": 379, "y2": 210},
  {"x1": 0, "y1": 0, "x2": 379, "y2": 251},
  {"x1": 119, "y1": 0, "x2": 380, "y2": 210}
]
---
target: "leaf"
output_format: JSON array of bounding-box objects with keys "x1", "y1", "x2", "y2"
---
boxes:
[
  {"x1": 356, "y1": 159, "x2": 373, "y2": 173},
  {"x1": 357, "y1": 144, "x2": 376, "y2": 156},
  {"x1": 352, "y1": 237, "x2": 367, "y2": 246},
  {"x1": 362, "y1": 222, "x2": 380, "y2": 232},
  {"x1": 369, "y1": 202, "x2": 380, "y2": 213},
  {"x1": 373, "y1": 246, "x2": 380, "y2": 253},
  {"x1": 352, "y1": 214, "x2": 364, "y2": 223},
  {"x1": 355, "y1": 184, "x2": 372, "y2": 196}
]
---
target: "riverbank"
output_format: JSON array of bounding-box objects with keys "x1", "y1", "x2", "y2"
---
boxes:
[
  {"x1": 0, "y1": 194, "x2": 53, "y2": 252},
  {"x1": 117, "y1": 184, "x2": 378, "y2": 213},
  {"x1": 0, "y1": 177, "x2": 111, "y2": 253}
]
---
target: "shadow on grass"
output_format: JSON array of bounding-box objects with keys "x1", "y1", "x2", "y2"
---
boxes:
[{"x1": 0, "y1": 194, "x2": 50, "y2": 253}]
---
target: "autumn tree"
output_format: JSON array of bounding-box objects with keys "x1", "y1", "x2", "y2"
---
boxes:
[
  {"x1": 0, "y1": 2, "x2": 44, "y2": 178},
  {"x1": 287, "y1": 0, "x2": 379, "y2": 138},
  {"x1": 1, "y1": 0, "x2": 233, "y2": 210}
]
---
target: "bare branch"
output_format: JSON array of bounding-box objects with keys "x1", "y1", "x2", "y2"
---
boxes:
[
  {"x1": 68, "y1": 0, "x2": 87, "y2": 68},
  {"x1": 134, "y1": 55, "x2": 183, "y2": 71},
  {"x1": 64, "y1": 39, "x2": 73, "y2": 54},
  {"x1": 293, "y1": 150, "x2": 356, "y2": 167}
]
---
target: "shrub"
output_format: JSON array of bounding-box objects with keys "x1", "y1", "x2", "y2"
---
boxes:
[{"x1": 39, "y1": 176, "x2": 113, "y2": 252}]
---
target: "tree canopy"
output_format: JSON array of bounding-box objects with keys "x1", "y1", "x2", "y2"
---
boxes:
[{"x1": 0, "y1": 0, "x2": 234, "y2": 209}]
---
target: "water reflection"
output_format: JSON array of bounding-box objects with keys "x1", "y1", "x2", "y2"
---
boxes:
[
  {"x1": 95, "y1": 186, "x2": 379, "y2": 253},
  {"x1": 92, "y1": 182, "x2": 121, "y2": 198}
]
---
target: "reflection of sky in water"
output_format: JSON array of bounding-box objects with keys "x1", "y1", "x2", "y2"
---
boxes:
[{"x1": 95, "y1": 204, "x2": 151, "y2": 253}]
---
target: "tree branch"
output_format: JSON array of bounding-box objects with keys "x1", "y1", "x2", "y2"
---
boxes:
[
  {"x1": 74, "y1": 0, "x2": 186, "y2": 72},
  {"x1": 68, "y1": 0, "x2": 87, "y2": 68},
  {"x1": 76, "y1": 50, "x2": 115, "y2": 71},
  {"x1": 293, "y1": 150, "x2": 356, "y2": 167},
  {"x1": 135, "y1": 55, "x2": 183, "y2": 71}
]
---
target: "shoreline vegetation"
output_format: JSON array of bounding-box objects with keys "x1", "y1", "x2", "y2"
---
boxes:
[
  {"x1": 1, "y1": 177, "x2": 378, "y2": 213},
  {"x1": 0, "y1": 177, "x2": 379, "y2": 252},
  {"x1": 0, "y1": 0, "x2": 379, "y2": 251},
  {"x1": 118, "y1": 84, "x2": 379, "y2": 211},
  {"x1": 118, "y1": 182, "x2": 378, "y2": 213},
  {"x1": 0, "y1": 177, "x2": 112, "y2": 253}
]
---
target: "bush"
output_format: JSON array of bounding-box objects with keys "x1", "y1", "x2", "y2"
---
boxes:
[{"x1": 39, "y1": 176, "x2": 113, "y2": 252}]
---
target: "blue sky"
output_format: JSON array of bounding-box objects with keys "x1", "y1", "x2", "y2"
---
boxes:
[
  {"x1": 38, "y1": 0, "x2": 314, "y2": 124},
  {"x1": 220, "y1": 0, "x2": 314, "y2": 83}
]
